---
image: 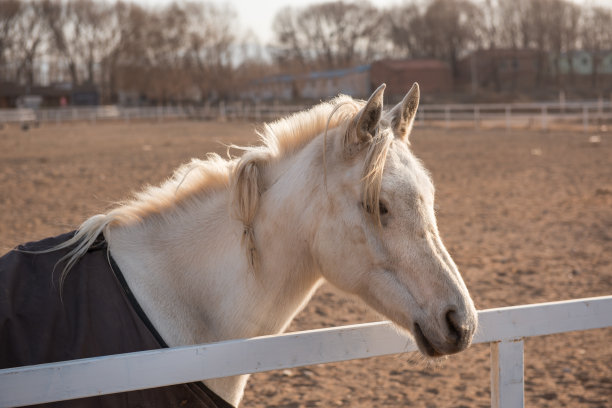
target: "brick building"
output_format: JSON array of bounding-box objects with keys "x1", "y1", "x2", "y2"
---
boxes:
[
  {"x1": 0, "y1": 82, "x2": 99, "y2": 108},
  {"x1": 245, "y1": 59, "x2": 452, "y2": 102},
  {"x1": 457, "y1": 49, "x2": 544, "y2": 92},
  {"x1": 244, "y1": 65, "x2": 371, "y2": 102},
  {"x1": 370, "y1": 59, "x2": 453, "y2": 101}
]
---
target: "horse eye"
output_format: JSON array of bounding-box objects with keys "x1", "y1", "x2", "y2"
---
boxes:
[
  {"x1": 379, "y1": 201, "x2": 389, "y2": 215},
  {"x1": 362, "y1": 201, "x2": 389, "y2": 216}
]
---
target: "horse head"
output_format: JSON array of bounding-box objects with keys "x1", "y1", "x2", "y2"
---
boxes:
[{"x1": 312, "y1": 84, "x2": 477, "y2": 357}]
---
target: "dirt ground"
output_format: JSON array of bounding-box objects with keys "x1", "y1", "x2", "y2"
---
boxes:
[{"x1": 0, "y1": 119, "x2": 610, "y2": 407}]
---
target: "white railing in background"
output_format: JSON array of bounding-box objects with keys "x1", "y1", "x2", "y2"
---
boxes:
[
  {"x1": 418, "y1": 100, "x2": 612, "y2": 132},
  {"x1": 0, "y1": 296, "x2": 610, "y2": 408},
  {"x1": 1, "y1": 100, "x2": 611, "y2": 132}
]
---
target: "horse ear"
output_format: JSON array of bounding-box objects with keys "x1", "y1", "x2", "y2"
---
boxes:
[
  {"x1": 389, "y1": 82, "x2": 419, "y2": 142},
  {"x1": 345, "y1": 83, "x2": 385, "y2": 155}
]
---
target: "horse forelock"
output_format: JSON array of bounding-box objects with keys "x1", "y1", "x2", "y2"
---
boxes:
[{"x1": 361, "y1": 130, "x2": 394, "y2": 227}]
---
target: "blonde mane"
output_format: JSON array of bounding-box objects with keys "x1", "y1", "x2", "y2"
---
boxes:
[{"x1": 51, "y1": 94, "x2": 392, "y2": 283}]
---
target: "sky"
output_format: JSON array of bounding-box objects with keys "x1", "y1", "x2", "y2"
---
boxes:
[
  {"x1": 133, "y1": 0, "x2": 610, "y2": 45},
  {"x1": 131, "y1": 0, "x2": 401, "y2": 43},
  {"x1": 228, "y1": 0, "x2": 402, "y2": 43}
]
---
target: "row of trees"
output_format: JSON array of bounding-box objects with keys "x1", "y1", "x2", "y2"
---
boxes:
[
  {"x1": 1, "y1": 0, "x2": 611, "y2": 103},
  {"x1": 274, "y1": 0, "x2": 612, "y2": 82},
  {"x1": 1, "y1": 0, "x2": 245, "y2": 102}
]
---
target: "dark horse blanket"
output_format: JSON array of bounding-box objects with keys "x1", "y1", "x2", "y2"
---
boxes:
[{"x1": 0, "y1": 232, "x2": 233, "y2": 408}]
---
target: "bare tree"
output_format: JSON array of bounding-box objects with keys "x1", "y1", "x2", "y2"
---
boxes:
[
  {"x1": 497, "y1": 0, "x2": 522, "y2": 49},
  {"x1": 272, "y1": 6, "x2": 307, "y2": 70},
  {"x1": 110, "y1": 1, "x2": 241, "y2": 103},
  {"x1": 271, "y1": 1, "x2": 385, "y2": 71},
  {"x1": 42, "y1": 0, "x2": 81, "y2": 84},
  {"x1": 184, "y1": 1, "x2": 238, "y2": 100},
  {"x1": 2, "y1": 0, "x2": 606, "y2": 103},
  {"x1": 423, "y1": 0, "x2": 483, "y2": 78},
  {"x1": 387, "y1": 0, "x2": 482, "y2": 78},
  {"x1": 544, "y1": 0, "x2": 583, "y2": 85},
  {"x1": 70, "y1": 0, "x2": 119, "y2": 85},
  {"x1": 144, "y1": 2, "x2": 191, "y2": 102},
  {"x1": 7, "y1": 0, "x2": 47, "y2": 86},
  {"x1": 561, "y1": 2, "x2": 581, "y2": 84},
  {"x1": 0, "y1": 0, "x2": 22, "y2": 81},
  {"x1": 581, "y1": 5, "x2": 612, "y2": 88},
  {"x1": 386, "y1": 3, "x2": 430, "y2": 58}
]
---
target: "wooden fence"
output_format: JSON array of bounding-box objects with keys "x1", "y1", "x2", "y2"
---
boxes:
[{"x1": 0, "y1": 296, "x2": 610, "y2": 408}]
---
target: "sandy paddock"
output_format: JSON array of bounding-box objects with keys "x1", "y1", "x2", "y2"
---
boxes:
[{"x1": 0, "y1": 119, "x2": 610, "y2": 407}]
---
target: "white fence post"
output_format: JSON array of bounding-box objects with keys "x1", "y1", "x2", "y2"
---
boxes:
[
  {"x1": 505, "y1": 105, "x2": 511, "y2": 132},
  {"x1": 491, "y1": 339, "x2": 524, "y2": 408},
  {"x1": 445, "y1": 106, "x2": 450, "y2": 129},
  {"x1": 540, "y1": 106, "x2": 547, "y2": 131},
  {"x1": 219, "y1": 101, "x2": 226, "y2": 121},
  {"x1": 582, "y1": 105, "x2": 589, "y2": 133}
]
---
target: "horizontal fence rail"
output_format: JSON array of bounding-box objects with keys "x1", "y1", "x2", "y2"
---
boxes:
[
  {"x1": 1, "y1": 100, "x2": 611, "y2": 132},
  {"x1": 0, "y1": 296, "x2": 610, "y2": 408}
]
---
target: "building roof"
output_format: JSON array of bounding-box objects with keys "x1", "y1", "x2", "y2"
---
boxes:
[
  {"x1": 374, "y1": 59, "x2": 450, "y2": 70},
  {"x1": 307, "y1": 65, "x2": 370, "y2": 79},
  {"x1": 252, "y1": 64, "x2": 371, "y2": 86},
  {"x1": 465, "y1": 48, "x2": 544, "y2": 58},
  {"x1": 0, "y1": 82, "x2": 26, "y2": 97},
  {"x1": 0, "y1": 82, "x2": 99, "y2": 97}
]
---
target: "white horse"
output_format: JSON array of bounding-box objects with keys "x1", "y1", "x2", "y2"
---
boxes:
[{"x1": 54, "y1": 83, "x2": 477, "y2": 406}]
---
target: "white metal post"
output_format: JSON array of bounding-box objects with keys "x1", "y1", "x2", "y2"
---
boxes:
[
  {"x1": 582, "y1": 105, "x2": 588, "y2": 133},
  {"x1": 445, "y1": 106, "x2": 450, "y2": 129},
  {"x1": 491, "y1": 339, "x2": 524, "y2": 408},
  {"x1": 219, "y1": 101, "x2": 226, "y2": 120},
  {"x1": 505, "y1": 105, "x2": 511, "y2": 132},
  {"x1": 541, "y1": 106, "x2": 547, "y2": 131}
]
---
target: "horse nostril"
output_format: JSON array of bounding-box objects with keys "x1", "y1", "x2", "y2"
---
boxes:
[{"x1": 445, "y1": 309, "x2": 463, "y2": 345}]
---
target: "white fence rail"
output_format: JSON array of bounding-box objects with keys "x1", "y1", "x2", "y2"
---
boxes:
[
  {"x1": 1, "y1": 100, "x2": 611, "y2": 132},
  {"x1": 0, "y1": 296, "x2": 610, "y2": 408},
  {"x1": 418, "y1": 100, "x2": 612, "y2": 132}
]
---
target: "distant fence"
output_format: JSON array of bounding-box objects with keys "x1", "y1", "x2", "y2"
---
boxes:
[
  {"x1": 0, "y1": 296, "x2": 611, "y2": 408},
  {"x1": 418, "y1": 100, "x2": 612, "y2": 132},
  {"x1": 1, "y1": 100, "x2": 611, "y2": 132}
]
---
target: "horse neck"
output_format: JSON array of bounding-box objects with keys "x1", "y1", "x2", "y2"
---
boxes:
[
  {"x1": 108, "y1": 143, "x2": 327, "y2": 405},
  {"x1": 107, "y1": 135, "x2": 326, "y2": 347}
]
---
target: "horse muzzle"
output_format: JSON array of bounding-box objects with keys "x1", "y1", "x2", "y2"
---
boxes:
[{"x1": 413, "y1": 307, "x2": 477, "y2": 357}]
